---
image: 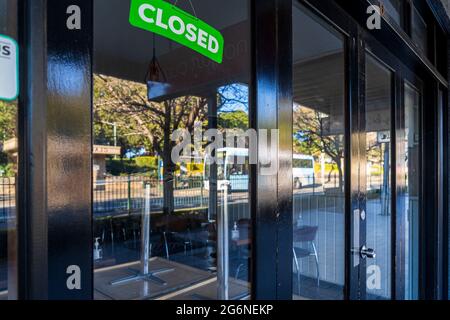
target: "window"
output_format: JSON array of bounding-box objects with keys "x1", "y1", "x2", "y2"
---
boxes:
[
  {"x1": 403, "y1": 83, "x2": 420, "y2": 300},
  {"x1": 92, "y1": 0, "x2": 251, "y2": 300},
  {"x1": 383, "y1": 0, "x2": 402, "y2": 25},
  {"x1": 0, "y1": 0, "x2": 18, "y2": 301},
  {"x1": 0, "y1": 0, "x2": 18, "y2": 300},
  {"x1": 411, "y1": 5, "x2": 428, "y2": 54},
  {"x1": 292, "y1": 3, "x2": 346, "y2": 300},
  {"x1": 293, "y1": 159, "x2": 314, "y2": 169},
  {"x1": 365, "y1": 54, "x2": 393, "y2": 300}
]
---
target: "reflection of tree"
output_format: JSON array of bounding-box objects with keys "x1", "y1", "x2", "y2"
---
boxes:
[
  {"x1": 217, "y1": 84, "x2": 249, "y2": 131},
  {"x1": 94, "y1": 74, "x2": 207, "y2": 213},
  {"x1": 293, "y1": 105, "x2": 344, "y2": 189},
  {"x1": 218, "y1": 84, "x2": 249, "y2": 114}
]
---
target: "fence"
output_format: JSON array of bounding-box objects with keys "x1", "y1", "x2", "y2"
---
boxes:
[
  {"x1": 93, "y1": 175, "x2": 250, "y2": 222},
  {"x1": 0, "y1": 177, "x2": 15, "y2": 226}
]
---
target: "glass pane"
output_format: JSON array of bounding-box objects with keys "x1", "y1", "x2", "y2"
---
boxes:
[
  {"x1": 365, "y1": 54, "x2": 392, "y2": 300},
  {"x1": 0, "y1": 0, "x2": 18, "y2": 301},
  {"x1": 292, "y1": 4, "x2": 345, "y2": 300},
  {"x1": 402, "y1": 83, "x2": 420, "y2": 300},
  {"x1": 93, "y1": 0, "x2": 251, "y2": 300},
  {"x1": 411, "y1": 6, "x2": 428, "y2": 54}
]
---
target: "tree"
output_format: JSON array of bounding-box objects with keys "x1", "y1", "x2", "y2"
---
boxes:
[
  {"x1": 0, "y1": 101, "x2": 17, "y2": 175},
  {"x1": 94, "y1": 74, "x2": 208, "y2": 213},
  {"x1": 293, "y1": 104, "x2": 344, "y2": 190}
]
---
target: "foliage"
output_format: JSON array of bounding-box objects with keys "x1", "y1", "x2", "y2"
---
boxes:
[
  {"x1": 135, "y1": 156, "x2": 158, "y2": 168},
  {"x1": 293, "y1": 104, "x2": 344, "y2": 188},
  {"x1": 218, "y1": 110, "x2": 249, "y2": 131},
  {"x1": 106, "y1": 158, "x2": 158, "y2": 177},
  {"x1": 0, "y1": 101, "x2": 17, "y2": 172}
]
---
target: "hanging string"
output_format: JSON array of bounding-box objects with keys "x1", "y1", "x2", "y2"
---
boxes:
[
  {"x1": 173, "y1": 0, "x2": 198, "y2": 18},
  {"x1": 145, "y1": 33, "x2": 167, "y2": 83}
]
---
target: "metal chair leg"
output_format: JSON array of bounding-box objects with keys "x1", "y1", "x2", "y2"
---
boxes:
[
  {"x1": 163, "y1": 231, "x2": 170, "y2": 260},
  {"x1": 235, "y1": 263, "x2": 244, "y2": 280},
  {"x1": 293, "y1": 248, "x2": 301, "y2": 295},
  {"x1": 312, "y1": 242, "x2": 320, "y2": 287}
]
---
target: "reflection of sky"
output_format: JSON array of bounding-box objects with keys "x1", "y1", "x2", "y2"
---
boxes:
[
  {"x1": 48, "y1": 57, "x2": 87, "y2": 97},
  {"x1": 218, "y1": 83, "x2": 249, "y2": 114}
]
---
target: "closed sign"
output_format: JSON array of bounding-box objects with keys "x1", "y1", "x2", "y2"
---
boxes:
[
  {"x1": 0, "y1": 35, "x2": 18, "y2": 101},
  {"x1": 129, "y1": 0, "x2": 224, "y2": 64}
]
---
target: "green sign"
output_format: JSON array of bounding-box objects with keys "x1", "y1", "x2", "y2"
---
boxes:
[
  {"x1": 129, "y1": 0, "x2": 224, "y2": 64},
  {"x1": 0, "y1": 34, "x2": 19, "y2": 101}
]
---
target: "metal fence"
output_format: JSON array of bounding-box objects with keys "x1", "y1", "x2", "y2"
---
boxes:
[
  {"x1": 93, "y1": 175, "x2": 250, "y2": 221},
  {"x1": 0, "y1": 177, "x2": 15, "y2": 225}
]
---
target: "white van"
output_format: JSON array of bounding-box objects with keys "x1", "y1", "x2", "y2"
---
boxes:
[
  {"x1": 293, "y1": 154, "x2": 315, "y2": 189},
  {"x1": 204, "y1": 148, "x2": 249, "y2": 192}
]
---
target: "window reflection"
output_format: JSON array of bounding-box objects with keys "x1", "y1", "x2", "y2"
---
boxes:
[
  {"x1": 382, "y1": 0, "x2": 402, "y2": 25},
  {"x1": 93, "y1": 0, "x2": 251, "y2": 300},
  {"x1": 292, "y1": 4, "x2": 345, "y2": 300},
  {"x1": 403, "y1": 83, "x2": 420, "y2": 300},
  {"x1": 411, "y1": 6, "x2": 428, "y2": 54},
  {"x1": 0, "y1": 100, "x2": 16, "y2": 300},
  {"x1": 0, "y1": 0, "x2": 18, "y2": 301},
  {"x1": 365, "y1": 54, "x2": 392, "y2": 300}
]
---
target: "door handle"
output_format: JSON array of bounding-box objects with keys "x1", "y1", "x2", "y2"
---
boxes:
[{"x1": 360, "y1": 245, "x2": 376, "y2": 259}]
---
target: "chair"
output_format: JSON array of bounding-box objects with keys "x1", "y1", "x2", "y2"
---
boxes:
[
  {"x1": 161, "y1": 215, "x2": 194, "y2": 259},
  {"x1": 234, "y1": 219, "x2": 251, "y2": 280},
  {"x1": 293, "y1": 226, "x2": 319, "y2": 295}
]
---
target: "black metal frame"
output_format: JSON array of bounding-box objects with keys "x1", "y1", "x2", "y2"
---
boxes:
[
  {"x1": 17, "y1": 0, "x2": 49, "y2": 299},
  {"x1": 16, "y1": 0, "x2": 93, "y2": 299}
]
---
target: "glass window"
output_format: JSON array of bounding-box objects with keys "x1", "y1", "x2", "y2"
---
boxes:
[
  {"x1": 365, "y1": 54, "x2": 393, "y2": 300},
  {"x1": 292, "y1": 3, "x2": 346, "y2": 300},
  {"x1": 382, "y1": 0, "x2": 402, "y2": 25},
  {"x1": 402, "y1": 83, "x2": 420, "y2": 300},
  {"x1": 411, "y1": 6, "x2": 428, "y2": 54},
  {"x1": 0, "y1": 0, "x2": 18, "y2": 301},
  {"x1": 93, "y1": 0, "x2": 251, "y2": 300},
  {"x1": 397, "y1": 84, "x2": 421, "y2": 299}
]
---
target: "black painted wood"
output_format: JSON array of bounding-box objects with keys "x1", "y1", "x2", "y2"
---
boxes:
[
  {"x1": 18, "y1": 0, "x2": 49, "y2": 300},
  {"x1": 251, "y1": 0, "x2": 293, "y2": 300},
  {"x1": 46, "y1": 0, "x2": 93, "y2": 300}
]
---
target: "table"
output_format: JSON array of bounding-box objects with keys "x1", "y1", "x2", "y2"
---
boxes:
[
  {"x1": 94, "y1": 257, "x2": 250, "y2": 300},
  {"x1": 157, "y1": 277, "x2": 250, "y2": 300},
  {"x1": 94, "y1": 257, "x2": 215, "y2": 300}
]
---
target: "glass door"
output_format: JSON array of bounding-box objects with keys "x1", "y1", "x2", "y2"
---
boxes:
[
  {"x1": 291, "y1": 2, "x2": 347, "y2": 300},
  {"x1": 355, "y1": 38, "x2": 422, "y2": 300},
  {"x1": 363, "y1": 52, "x2": 393, "y2": 300},
  {"x1": 92, "y1": 0, "x2": 252, "y2": 300}
]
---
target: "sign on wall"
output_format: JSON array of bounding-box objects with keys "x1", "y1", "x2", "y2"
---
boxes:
[
  {"x1": 0, "y1": 34, "x2": 19, "y2": 101},
  {"x1": 129, "y1": 0, "x2": 224, "y2": 64}
]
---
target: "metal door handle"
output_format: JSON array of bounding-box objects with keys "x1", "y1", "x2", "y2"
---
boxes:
[{"x1": 360, "y1": 246, "x2": 376, "y2": 259}]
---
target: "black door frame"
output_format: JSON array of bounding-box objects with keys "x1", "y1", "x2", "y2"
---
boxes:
[
  {"x1": 11, "y1": 0, "x2": 449, "y2": 300},
  {"x1": 17, "y1": 0, "x2": 93, "y2": 299}
]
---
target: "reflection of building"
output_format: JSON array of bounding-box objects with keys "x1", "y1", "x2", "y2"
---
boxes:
[
  {"x1": 93, "y1": 145, "x2": 121, "y2": 190},
  {"x1": 1, "y1": 0, "x2": 450, "y2": 302}
]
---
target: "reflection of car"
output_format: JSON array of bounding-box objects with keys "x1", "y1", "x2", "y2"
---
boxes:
[
  {"x1": 293, "y1": 155, "x2": 315, "y2": 189},
  {"x1": 204, "y1": 148, "x2": 249, "y2": 192}
]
